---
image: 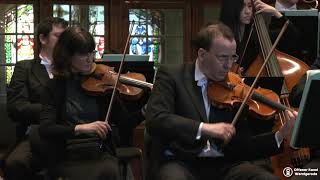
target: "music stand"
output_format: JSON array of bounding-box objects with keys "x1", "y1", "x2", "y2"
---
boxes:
[
  {"x1": 291, "y1": 74, "x2": 320, "y2": 148},
  {"x1": 102, "y1": 54, "x2": 149, "y2": 62}
]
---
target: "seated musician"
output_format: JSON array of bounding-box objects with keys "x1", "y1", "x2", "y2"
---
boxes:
[
  {"x1": 145, "y1": 23, "x2": 297, "y2": 180},
  {"x1": 30, "y1": 26, "x2": 146, "y2": 180},
  {"x1": 220, "y1": 0, "x2": 300, "y2": 72},
  {"x1": 5, "y1": 17, "x2": 67, "y2": 180}
]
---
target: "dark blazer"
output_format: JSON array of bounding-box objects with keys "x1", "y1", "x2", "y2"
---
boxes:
[
  {"x1": 146, "y1": 63, "x2": 282, "y2": 165},
  {"x1": 7, "y1": 58, "x2": 50, "y2": 140}
]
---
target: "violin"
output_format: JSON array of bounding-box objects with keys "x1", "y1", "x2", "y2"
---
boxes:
[
  {"x1": 208, "y1": 72, "x2": 290, "y2": 120},
  {"x1": 81, "y1": 63, "x2": 153, "y2": 100}
]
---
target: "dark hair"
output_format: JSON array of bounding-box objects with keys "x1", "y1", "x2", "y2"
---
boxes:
[
  {"x1": 36, "y1": 17, "x2": 68, "y2": 49},
  {"x1": 192, "y1": 23, "x2": 235, "y2": 51},
  {"x1": 219, "y1": 0, "x2": 245, "y2": 43},
  {"x1": 52, "y1": 26, "x2": 96, "y2": 77}
]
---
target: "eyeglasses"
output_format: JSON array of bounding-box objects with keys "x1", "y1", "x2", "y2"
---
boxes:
[{"x1": 214, "y1": 54, "x2": 239, "y2": 64}]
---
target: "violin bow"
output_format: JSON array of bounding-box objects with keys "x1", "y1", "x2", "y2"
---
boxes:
[
  {"x1": 236, "y1": 0, "x2": 260, "y2": 72},
  {"x1": 231, "y1": 20, "x2": 290, "y2": 126},
  {"x1": 237, "y1": 23, "x2": 255, "y2": 72},
  {"x1": 104, "y1": 21, "x2": 135, "y2": 123}
]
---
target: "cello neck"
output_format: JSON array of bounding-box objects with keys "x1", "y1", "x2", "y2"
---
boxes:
[
  {"x1": 251, "y1": 1, "x2": 283, "y2": 76},
  {"x1": 251, "y1": 0, "x2": 289, "y2": 95}
]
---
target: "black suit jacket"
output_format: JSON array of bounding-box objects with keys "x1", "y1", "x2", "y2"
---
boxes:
[
  {"x1": 7, "y1": 58, "x2": 50, "y2": 140},
  {"x1": 146, "y1": 63, "x2": 282, "y2": 164}
]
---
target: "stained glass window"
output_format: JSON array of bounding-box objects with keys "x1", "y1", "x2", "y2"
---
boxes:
[
  {"x1": 0, "y1": 4, "x2": 34, "y2": 84},
  {"x1": 129, "y1": 9, "x2": 184, "y2": 64},
  {"x1": 53, "y1": 4, "x2": 105, "y2": 59},
  {"x1": 129, "y1": 9, "x2": 162, "y2": 63},
  {"x1": 53, "y1": 4, "x2": 69, "y2": 22}
]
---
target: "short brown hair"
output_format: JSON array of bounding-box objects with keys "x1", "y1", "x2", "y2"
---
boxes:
[
  {"x1": 36, "y1": 17, "x2": 68, "y2": 49},
  {"x1": 192, "y1": 23, "x2": 234, "y2": 51},
  {"x1": 52, "y1": 26, "x2": 95, "y2": 78}
]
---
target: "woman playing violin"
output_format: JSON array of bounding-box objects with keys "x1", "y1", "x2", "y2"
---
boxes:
[
  {"x1": 220, "y1": 0, "x2": 300, "y2": 72},
  {"x1": 30, "y1": 26, "x2": 146, "y2": 180}
]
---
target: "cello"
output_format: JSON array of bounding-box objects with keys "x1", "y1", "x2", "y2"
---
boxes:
[{"x1": 244, "y1": 0, "x2": 310, "y2": 178}]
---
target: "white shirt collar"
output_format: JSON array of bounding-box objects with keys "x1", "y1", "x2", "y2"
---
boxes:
[
  {"x1": 39, "y1": 54, "x2": 52, "y2": 66},
  {"x1": 39, "y1": 54, "x2": 54, "y2": 79},
  {"x1": 195, "y1": 59, "x2": 207, "y2": 84},
  {"x1": 275, "y1": 1, "x2": 297, "y2": 11}
]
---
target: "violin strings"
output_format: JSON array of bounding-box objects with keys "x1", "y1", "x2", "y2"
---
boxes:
[{"x1": 120, "y1": 76, "x2": 152, "y2": 88}]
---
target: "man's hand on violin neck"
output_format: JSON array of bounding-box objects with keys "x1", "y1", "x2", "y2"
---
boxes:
[
  {"x1": 278, "y1": 110, "x2": 298, "y2": 139},
  {"x1": 75, "y1": 121, "x2": 112, "y2": 139},
  {"x1": 202, "y1": 122, "x2": 236, "y2": 142}
]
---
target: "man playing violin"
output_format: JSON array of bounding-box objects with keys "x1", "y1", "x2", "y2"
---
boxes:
[{"x1": 146, "y1": 23, "x2": 297, "y2": 180}]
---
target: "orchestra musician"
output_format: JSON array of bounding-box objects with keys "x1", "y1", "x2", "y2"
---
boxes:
[
  {"x1": 5, "y1": 17, "x2": 68, "y2": 180},
  {"x1": 29, "y1": 26, "x2": 146, "y2": 180},
  {"x1": 145, "y1": 23, "x2": 297, "y2": 180},
  {"x1": 219, "y1": 0, "x2": 300, "y2": 72}
]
